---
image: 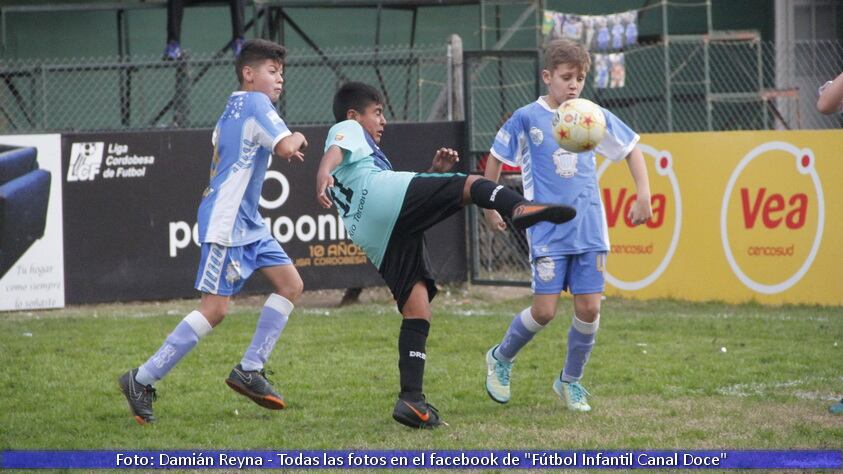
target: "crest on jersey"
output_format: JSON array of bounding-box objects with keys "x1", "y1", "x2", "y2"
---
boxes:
[
  {"x1": 529, "y1": 127, "x2": 544, "y2": 145},
  {"x1": 225, "y1": 260, "x2": 242, "y2": 284},
  {"x1": 553, "y1": 149, "x2": 578, "y2": 178},
  {"x1": 535, "y1": 257, "x2": 556, "y2": 282}
]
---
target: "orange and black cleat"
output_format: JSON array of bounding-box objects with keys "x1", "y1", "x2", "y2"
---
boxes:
[
  {"x1": 511, "y1": 202, "x2": 577, "y2": 230},
  {"x1": 225, "y1": 364, "x2": 287, "y2": 410},
  {"x1": 392, "y1": 396, "x2": 445, "y2": 429},
  {"x1": 118, "y1": 369, "x2": 156, "y2": 425}
]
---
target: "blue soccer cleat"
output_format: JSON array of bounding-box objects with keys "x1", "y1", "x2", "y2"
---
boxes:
[{"x1": 163, "y1": 40, "x2": 182, "y2": 60}]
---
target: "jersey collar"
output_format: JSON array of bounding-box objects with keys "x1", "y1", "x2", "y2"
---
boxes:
[
  {"x1": 363, "y1": 130, "x2": 393, "y2": 171},
  {"x1": 536, "y1": 96, "x2": 556, "y2": 112}
]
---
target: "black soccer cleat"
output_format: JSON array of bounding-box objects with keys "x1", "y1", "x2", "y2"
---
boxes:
[
  {"x1": 511, "y1": 202, "x2": 577, "y2": 230},
  {"x1": 118, "y1": 369, "x2": 157, "y2": 425},
  {"x1": 392, "y1": 396, "x2": 445, "y2": 429},
  {"x1": 225, "y1": 364, "x2": 287, "y2": 410}
]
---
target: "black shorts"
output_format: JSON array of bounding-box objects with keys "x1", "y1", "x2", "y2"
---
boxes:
[{"x1": 378, "y1": 173, "x2": 466, "y2": 313}]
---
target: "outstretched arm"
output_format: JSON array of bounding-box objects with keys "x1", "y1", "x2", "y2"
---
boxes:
[
  {"x1": 625, "y1": 146, "x2": 652, "y2": 226},
  {"x1": 274, "y1": 132, "x2": 308, "y2": 161},
  {"x1": 482, "y1": 155, "x2": 507, "y2": 232},
  {"x1": 316, "y1": 145, "x2": 343, "y2": 208},
  {"x1": 817, "y1": 72, "x2": 843, "y2": 115}
]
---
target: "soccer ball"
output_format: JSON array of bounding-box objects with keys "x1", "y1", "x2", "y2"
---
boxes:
[{"x1": 551, "y1": 98, "x2": 607, "y2": 153}]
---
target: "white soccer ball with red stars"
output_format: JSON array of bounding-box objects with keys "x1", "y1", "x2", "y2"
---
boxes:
[{"x1": 551, "y1": 98, "x2": 607, "y2": 153}]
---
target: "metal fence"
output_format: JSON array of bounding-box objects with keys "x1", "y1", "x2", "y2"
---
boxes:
[
  {"x1": 465, "y1": 40, "x2": 843, "y2": 286},
  {"x1": 0, "y1": 43, "x2": 452, "y2": 133},
  {"x1": 590, "y1": 38, "x2": 843, "y2": 133}
]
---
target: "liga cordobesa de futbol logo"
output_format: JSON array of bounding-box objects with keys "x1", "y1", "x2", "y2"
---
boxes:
[
  {"x1": 597, "y1": 144, "x2": 681, "y2": 290},
  {"x1": 720, "y1": 141, "x2": 824, "y2": 294}
]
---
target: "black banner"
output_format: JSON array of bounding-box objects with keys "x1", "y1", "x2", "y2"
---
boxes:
[{"x1": 62, "y1": 122, "x2": 466, "y2": 304}]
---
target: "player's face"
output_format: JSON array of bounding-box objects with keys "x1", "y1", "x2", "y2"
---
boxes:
[
  {"x1": 245, "y1": 59, "x2": 284, "y2": 102},
  {"x1": 351, "y1": 103, "x2": 386, "y2": 143},
  {"x1": 543, "y1": 63, "x2": 586, "y2": 108}
]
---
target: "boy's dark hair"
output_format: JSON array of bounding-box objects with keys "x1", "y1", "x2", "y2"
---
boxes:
[
  {"x1": 235, "y1": 39, "x2": 287, "y2": 84},
  {"x1": 332, "y1": 82, "x2": 385, "y2": 122},
  {"x1": 544, "y1": 39, "x2": 591, "y2": 74}
]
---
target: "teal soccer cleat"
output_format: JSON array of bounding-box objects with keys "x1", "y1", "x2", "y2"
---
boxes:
[
  {"x1": 553, "y1": 378, "x2": 591, "y2": 412},
  {"x1": 485, "y1": 345, "x2": 512, "y2": 404}
]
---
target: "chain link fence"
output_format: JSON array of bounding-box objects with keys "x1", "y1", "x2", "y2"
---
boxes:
[
  {"x1": 464, "y1": 50, "x2": 539, "y2": 285},
  {"x1": 0, "y1": 43, "x2": 452, "y2": 133},
  {"x1": 589, "y1": 38, "x2": 843, "y2": 133},
  {"x1": 466, "y1": 40, "x2": 843, "y2": 285}
]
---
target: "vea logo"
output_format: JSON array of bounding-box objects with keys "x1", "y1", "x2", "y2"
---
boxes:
[
  {"x1": 739, "y1": 188, "x2": 807, "y2": 230},
  {"x1": 603, "y1": 188, "x2": 667, "y2": 229},
  {"x1": 720, "y1": 142, "x2": 824, "y2": 294}
]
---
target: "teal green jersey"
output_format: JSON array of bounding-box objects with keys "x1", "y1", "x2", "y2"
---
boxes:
[{"x1": 324, "y1": 120, "x2": 415, "y2": 268}]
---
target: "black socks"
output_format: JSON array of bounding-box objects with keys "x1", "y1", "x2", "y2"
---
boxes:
[
  {"x1": 469, "y1": 178, "x2": 524, "y2": 218},
  {"x1": 398, "y1": 318, "x2": 430, "y2": 402}
]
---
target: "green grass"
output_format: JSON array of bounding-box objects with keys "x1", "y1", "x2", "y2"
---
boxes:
[{"x1": 1, "y1": 288, "x2": 841, "y2": 451}]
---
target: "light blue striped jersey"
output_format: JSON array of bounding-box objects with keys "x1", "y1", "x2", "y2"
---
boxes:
[
  {"x1": 490, "y1": 97, "x2": 639, "y2": 257},
  {"x1": 198, "y1": 91, "x2": 291, "y2": 246}
]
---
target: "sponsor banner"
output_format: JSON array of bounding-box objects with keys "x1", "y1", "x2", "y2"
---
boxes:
[
  {"x1": 1, "y1": 450, "x2": 840, "y2": 469},
  {"x1": 0, "y1": 134, "x2": 64, "y2": 311},
  {"x1": 598, "y1": 130, "x2": 843, "y2": 306},
  {"x1": 62, "y1": 123, "x2": 466, "y2": 304}
]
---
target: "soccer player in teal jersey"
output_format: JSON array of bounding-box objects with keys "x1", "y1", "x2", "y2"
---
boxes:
[
  {"x1": 316, "y1": 82, "x2": 578, "y2": 428},
  {"x1": 482, "y1": 39, "x2": 653, "y2": 412},
  {"x1": 119, "y1": 39, "x2": 308, "y2": 425}
]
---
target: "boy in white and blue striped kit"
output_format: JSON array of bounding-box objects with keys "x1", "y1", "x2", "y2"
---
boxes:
[
  {"x1": 119, "y1": 39, "x2": 308, "y2": 425},
  {"x1": 483, "y1": 39, "x2": 653, "y2": 412}
]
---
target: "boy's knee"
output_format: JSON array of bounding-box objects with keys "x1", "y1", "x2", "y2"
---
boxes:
[
  {"x1": 275, "y1": 276, "x2": 304, "y2": 304},
  {"x1": 202, "y1": 303, "x2": 228, "y2": 327},
  {"x1": 530, "y1": 307, "x2": 557, "y2": 325},
  {"x1": 465, "y1": 175, "x2": 482, "y2": 187},
  {"x1": 462, "y1": 175, "x2": 483, "y2": 202},
  {"x1": 575, "y1": 303, "x2": 600, "y2": 322}
]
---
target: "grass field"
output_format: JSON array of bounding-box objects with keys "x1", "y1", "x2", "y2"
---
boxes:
[{"x1": 1, "y1": 286, "x2": 841, "y2": 451}]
